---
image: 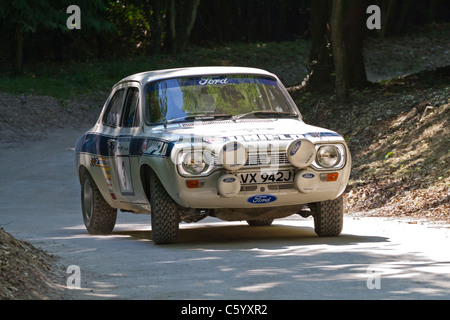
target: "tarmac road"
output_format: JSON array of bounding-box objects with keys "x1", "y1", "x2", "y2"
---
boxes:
[{"x1": 1, "y1": 127, "x2": 450, "y2": 300}]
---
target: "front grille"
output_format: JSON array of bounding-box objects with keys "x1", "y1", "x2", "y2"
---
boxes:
[
  {"x1": 268, "y1": 183, "x2": 294, "y2": 190},
  {"x1": 245, "y1": 152, "x2": 290, "y2": 167},
  {"x1": 213, "y1": 151, "x2": 290, "y2": 167},
  {"x1": 240, "y1": 183, "x2": 294, "y2": 192}
]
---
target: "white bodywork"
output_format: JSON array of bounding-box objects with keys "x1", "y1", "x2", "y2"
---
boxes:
[{"x1": 75, "y1": 66, "x2": 351, "y2": 223}]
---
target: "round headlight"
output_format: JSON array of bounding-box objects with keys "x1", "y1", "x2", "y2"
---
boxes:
[
  {"x1": 316, "y1": 146, "x2": 341, "y2": 168},
  {"x1": 182, "y1": 152, "x2": 208, "y2": 175}
]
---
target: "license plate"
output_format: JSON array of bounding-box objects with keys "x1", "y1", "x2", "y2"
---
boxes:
[{"x1": 239, "y1": 170, "x2": 294, "y2": 185}]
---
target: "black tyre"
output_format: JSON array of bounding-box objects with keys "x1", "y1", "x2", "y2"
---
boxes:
[
  {"x1": 247, "y1": 218, "x2": 274, "y2": 226},
  {"x1": 312, "y1": 195, "x2": 343, "y2": 237},
  {"x1": 149, "y1": 171, "x2": 180, "y2": 244},
  {"x1": 81, "y1": 172, "x2": 117, "y2": 235}
]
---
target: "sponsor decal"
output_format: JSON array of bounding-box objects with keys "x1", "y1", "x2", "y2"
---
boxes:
[
  {"x1": 203, "y1": 137, "x2": 226, "y2": 144},
  {"x1": 247, "y1": 194, "x2": 277, "y2": 204},
  {"x1": 232, "y1": 133, "x2": 302, "y2": 142},
  {"x1": 304, "y1": 132, "x2": 340, "y2": 138},
  {"x1": 302, "y1": 173, "x2": 315, "y2": 179},
  {"x1": 224, "y1": 142, "x2": 240, "y2": 152},
  {"x1": 89, "y1": 155, "x2": 116, "y2": 200},
  {"x1": 222, "y1": 132, "x2": 340, "y2": 143},
  {"x1": 90, "y1": 156, "x2": 109, "y2": 167},
  {"x1": 223, "y1": 177, "x2": 236, "y2": 183},
  {"x1": 304, "y1": 153, "x2": 314, "y2": 165},
  {"x1": 289, "y1": 140, "x2": 302, "y2": 156},
  {"x1": 199, "y1": 77, "x2": 229, "y2": 85}
]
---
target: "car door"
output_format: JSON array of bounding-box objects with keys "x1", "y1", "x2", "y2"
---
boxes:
[
  {"x1": 115, "y1": 86, "x2": 140, "y2": 196},
  {"x1": 108, "y1": 85, "x2": 141, "y2": 202},
  {"x1": 98, "y1": 86, "x2": 126, "y2": 201}
]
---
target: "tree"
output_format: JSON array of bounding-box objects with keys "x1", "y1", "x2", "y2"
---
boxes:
[
  {"x1": 105, "y1": 0, "x2": 199, "y2": 55},
  {"x1": 306, "y1": 0, "x2": 334, "y2": 91},
  {"x1": 331, "y1": 0, "x2": 347, "y2": 102},
  {"x1": 54, "y1": 0, "x2": 115, "y2": 61},
  {"x1": 168, "y1": 0, "x2": 201, "y2": 54},
  {"x1": 342, "y1": 0, "x2": 367, "y2": 88},
  {"x1": 0, "y1": 0, "x2": 114, "y2": 72},
  {"x1": 303, "y1": 0, "x2": 368, "y2": 98},
  {"x1": 146, "y1": 0, "x2": 164, "y2": 54},
  {"x1": 0, "y1": 0, "x2": 57, "y2": 74}
]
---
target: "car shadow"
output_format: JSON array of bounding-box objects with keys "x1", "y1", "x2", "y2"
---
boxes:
[{"x1": 112, "y1": 222, "x2": 389, "y2": 249}]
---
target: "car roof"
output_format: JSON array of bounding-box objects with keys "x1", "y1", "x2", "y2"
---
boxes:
[{"x1": 114, "y1": 66, "x2": 278, "y2": 88}]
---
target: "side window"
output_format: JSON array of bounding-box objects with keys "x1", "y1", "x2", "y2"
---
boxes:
[
  {"x1": 103, "y1": 89, "x2": 125, "y2": 127},
  {"x1": 121, "y1": 87, "x2": 140, "y2": 127}
]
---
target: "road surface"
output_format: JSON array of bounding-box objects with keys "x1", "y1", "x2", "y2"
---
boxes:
[{"x1": 0, "y1": 127, "x2": 449, "y2": 300}]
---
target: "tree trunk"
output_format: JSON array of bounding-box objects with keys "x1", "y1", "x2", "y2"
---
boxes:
[
  {"x1": 394, "y1": 1, "x2": 410, "y2": 35},
  {"x1": 380, "y1": 0, "x2": 396, "y2": 38},
  {"x1": 14, "y1": 24, "x2": 24, "y2": 75},
  {"x1": 305, "y1": 0, "x2": 334, "y2": 91},
  {"x1": 53, "y1": 30, "x2": 64, "y2": 62},
  {"x1": 303, "y1": 0, "x2": 368, "y2": 93},
  {"x1": 427, "y1": 0, "x2": 440, "y2": 23},
  {"x1": 168, "y1": 0, "x2": 200, "y2": 54},
  {"x1": 179, "y1": 0, "x2": 200, "y2": 53},
  {"x1": 331, "y1": 0, "x2": 347, "y2": 102},
  {"x1": 148, "y1": 0, "x2": 163, "y2": 55},
  {"x1": 169, "y1": 0, "x2": 177, "y2": 54},
  {"x1": 343, "y1": 0, "x2": 368, "y2": 88}
]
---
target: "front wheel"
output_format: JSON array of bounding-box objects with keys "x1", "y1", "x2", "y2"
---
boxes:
[
  {"x1": 312, "y1": 195, "x2": 343, "y2": 237},
  {"x1": 81, "y1": 172, "x2": 117, "y2": 235},
  {"x1": 149, "y1": 171, "x2": 180, "y2": 244}
]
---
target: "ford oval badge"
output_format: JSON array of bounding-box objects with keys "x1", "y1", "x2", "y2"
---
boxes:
[
  {"x1": 247, "y1": 194, "x2": 277, "y2": 204},
  {"x1": 289, "y1": 140, "x2": 302, "y2": 156},
  {"x1": 223, "y1": 177, "x2": 236, "y2": 183}
]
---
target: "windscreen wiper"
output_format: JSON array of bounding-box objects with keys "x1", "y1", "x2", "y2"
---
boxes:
[
  {"x1": 185, "y1": 113, "x2": 232, "y2": 120},
  {"x1": 232, "y1": 110, "x2": 298, "y2": 121},
  {"x1": 164, "y1": 114, "x2": 232, "y2": 127}
]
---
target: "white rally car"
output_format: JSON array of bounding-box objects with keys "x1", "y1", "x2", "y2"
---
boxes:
[{"x1": 75, "y1": 66, "x2": 351, "y2": 244}]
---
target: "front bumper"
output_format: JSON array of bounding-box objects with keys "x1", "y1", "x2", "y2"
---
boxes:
[{"x1": 175, "y1": 165, "x2": 350, "y2": 209}]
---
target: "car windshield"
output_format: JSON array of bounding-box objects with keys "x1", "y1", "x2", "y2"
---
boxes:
[{"x1": 145, "y1": 74, "x2": 299, "y2": 124}]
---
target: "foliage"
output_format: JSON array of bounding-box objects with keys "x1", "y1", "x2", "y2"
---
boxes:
[
  {"x1": 0, "y1": 0, "x2": 448, "y2": 76},
  {"x1": 0, "y1": 0, "x2": 56, "y2": 32},
  {"x1": 0, "y1": 0, "x2": 113, "y2": 33},
  {"x1": 0, "y1": 40, "x2": 310, "y2": 100}
]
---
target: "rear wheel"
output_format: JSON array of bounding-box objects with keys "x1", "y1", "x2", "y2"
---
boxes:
[
  {"x1": 149, "y1": 172, "x2": 180, "y2": 244},
  {"x1": 81, "y1": 172, "x2": 117, "y2": 235},
  {"x1": 312, "y1": 195, "x2": 343, "y2": 237}
]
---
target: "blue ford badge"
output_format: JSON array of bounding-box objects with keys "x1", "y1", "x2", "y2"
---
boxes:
[
  {"x1": 289, "y1": 141, "x2": 302, "y2": 156},
  {"x1": 247, "y1": 194, "x2": 277, "y2": 204},
  {"x1": 302, "y1": 173, "x2": 315, "y2": 179},
  {"x1": 223, "y1": 177, "x2": 236, "y2": 183}
]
